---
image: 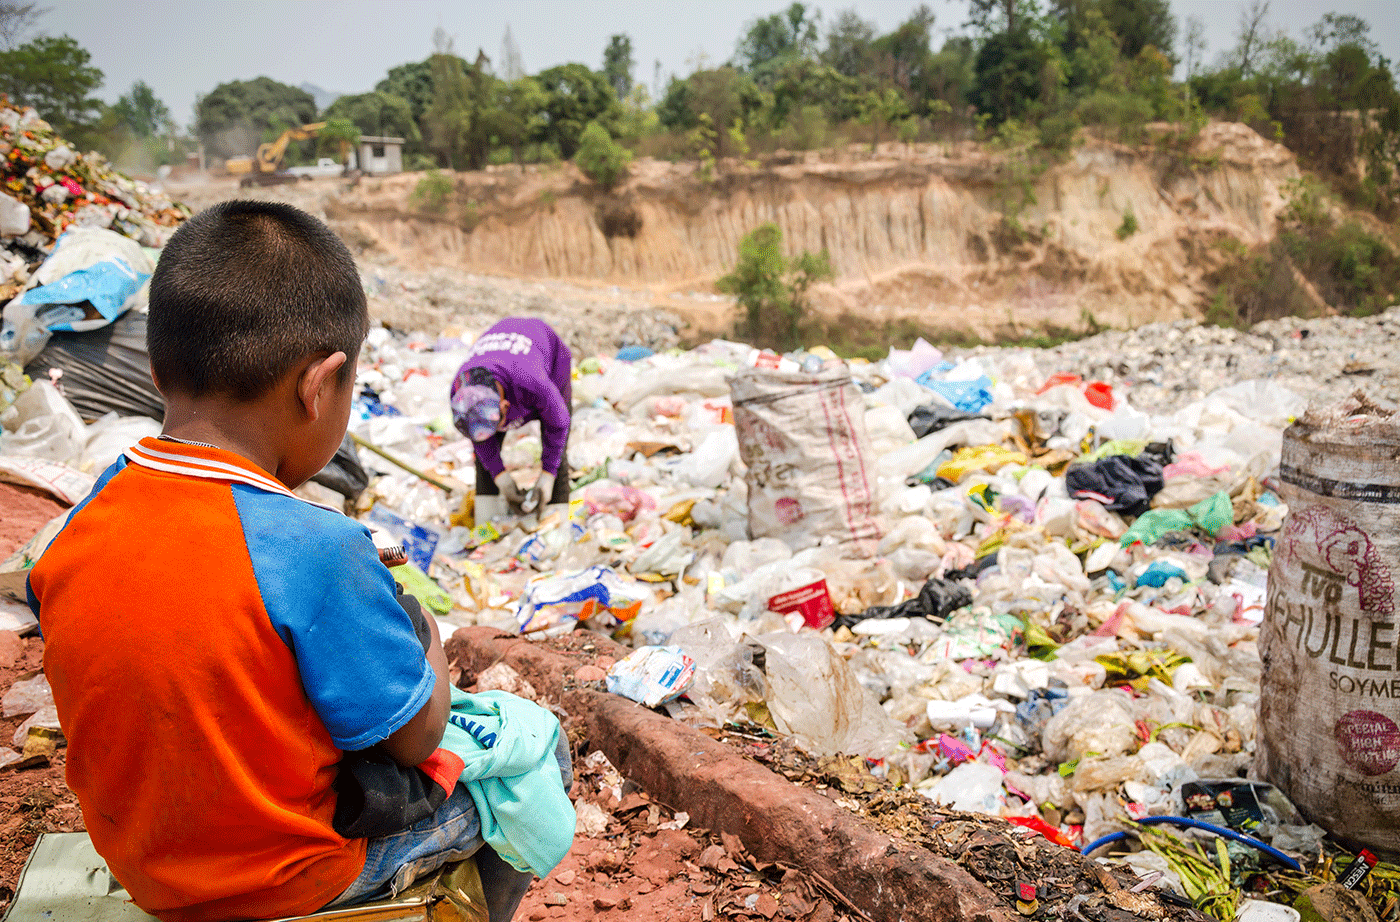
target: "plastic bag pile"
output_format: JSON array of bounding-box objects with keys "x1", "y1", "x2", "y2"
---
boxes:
[
  {"x1": 341, "y1": 327, "x2": 1320, "y2": 858},
  {"x1": 0, "y1": 101, "x2": 188, "y2": 304}
]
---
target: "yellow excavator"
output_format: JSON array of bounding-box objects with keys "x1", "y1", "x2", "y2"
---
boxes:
[{"x1": 226, "y1": 122, "x2": 349, "y2": 187}]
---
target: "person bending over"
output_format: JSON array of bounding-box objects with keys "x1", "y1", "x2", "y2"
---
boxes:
[{"x1": 450, "y1": 317, "x2": 573, "y2": 524}]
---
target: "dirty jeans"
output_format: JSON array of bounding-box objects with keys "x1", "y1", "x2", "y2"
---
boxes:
[{"x1": 326, "y1": 733, "x2": 573, "y2": 922}]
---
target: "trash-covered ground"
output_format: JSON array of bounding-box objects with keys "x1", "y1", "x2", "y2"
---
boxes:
[
  {"x1": 12, "y1": 300, "x2": 1400, "y2": 917},
  {"x1": 2, "y1": 104, "x2": 1400, "y2": 920}
]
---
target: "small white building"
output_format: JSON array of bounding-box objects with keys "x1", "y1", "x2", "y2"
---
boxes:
[{"x1": 356, "y1": 136, "x2": 404, "y2": 175}]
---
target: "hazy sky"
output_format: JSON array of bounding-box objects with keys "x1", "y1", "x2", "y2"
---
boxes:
[{"x1": 37, "y1": 0, "x2": 1400, "y2": 130}]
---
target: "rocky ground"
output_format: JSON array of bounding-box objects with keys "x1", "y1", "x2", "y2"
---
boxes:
[{"x1": 999, "y1": 312, "x2": 1400, "y2": 414}]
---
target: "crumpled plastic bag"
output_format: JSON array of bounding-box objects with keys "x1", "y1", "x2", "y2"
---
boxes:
[
  {"x1": 2, "y1": 672, "x2": 52, "y2": 718},
  {"x1": 1120, "y1": 490, "x2": 1233, "y2": 546},
  {"x1": 841, "y1": 575, "x2": 971, "y2": 628},
  {"x1": 516, "y1": 565, "x2": 650, "y2": 632},
  {"x1": 917, "y1": 374, "x2": 995, "y2": 414},
  {"x1": 755, "y1": 631, "x2": 909, "y2": 758},
  {"x1": 1041, "y1": 688, "x2": 1139, "y2": 763},
  {"x1": 907, "y1": 404, "x2": 984, "y2": 439},
  {"x1": 0, "y1": 379, "x2": 86, "y2": 463},
  {"x1": 671, "y1": 620, "x2": 769, "y2": 711},
  {"x1": 0, "y1": 227, "x2": 154, "y2": 364}
]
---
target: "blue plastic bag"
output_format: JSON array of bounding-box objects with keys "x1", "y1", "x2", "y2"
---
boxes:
[{"x1": 916, "y1": 373, "x2": 996, "y2": 413}]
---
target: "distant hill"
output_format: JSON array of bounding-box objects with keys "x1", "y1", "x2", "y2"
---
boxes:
[{"x1": 300, "y1": 82, "x2": 346, "y2": 113}]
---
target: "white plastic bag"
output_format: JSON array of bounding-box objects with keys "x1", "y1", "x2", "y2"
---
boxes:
[
  {"x1": 0, "y1": 192, "x2": 30, "y2": 237},
  {"x1": 81, "y1": 412, "x2": 161, "y2": 474},
  {"x1": 2, "y1": 672, "x2": 52, "y2": 718},
  {"x1": 673, "y1": 427, "x2": 738, "y2": 488},
  {"x1": 754, "y1": 630, "x2": 908, "y2": 758},
  {"x1": 0, "y1": 380, "x2": 87, "y2": 462}
]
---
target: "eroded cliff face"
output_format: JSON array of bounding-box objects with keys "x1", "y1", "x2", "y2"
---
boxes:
[{"x1": 329, "y1": 122, "x2": 1299, "y2": 339}]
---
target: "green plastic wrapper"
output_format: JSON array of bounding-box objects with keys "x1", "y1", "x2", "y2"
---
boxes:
[
  {"x1": 1119, "y1": 491, "x2": 1233, "y2": 547},
  {"x1": 390, "y1": 561, "x2": 453, "y2": 617}
]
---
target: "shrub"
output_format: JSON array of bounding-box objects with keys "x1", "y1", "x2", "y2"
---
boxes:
[
  {"x1": 717, "y1": 223, "x2": 833, "y2": 351},
  {"x1": 410, "y1": 170, "x2": 453, "y2": 214},
  {"x1": 575, "y1": 121, "x2": 632, "y2": 191},
  {"x1": 1076, "y1": 90, "x2": 1152, "y2": 144},
  {"x1": 1116, "y1": 207, "x2": 1138, "y2": 239}
]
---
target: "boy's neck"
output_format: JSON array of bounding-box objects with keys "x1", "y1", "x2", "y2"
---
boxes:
[{"x1": 161, "y1": 393, "x2": 288, "y2": 479}]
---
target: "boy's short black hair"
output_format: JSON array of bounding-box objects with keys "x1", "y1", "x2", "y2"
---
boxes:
[{"x1": 148, "y1": 200, "x2": 368, "y2": 401}]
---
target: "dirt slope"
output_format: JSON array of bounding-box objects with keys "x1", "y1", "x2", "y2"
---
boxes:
[{"x1": 320, "y1": 122, "x2": 1298, "y2": 340}]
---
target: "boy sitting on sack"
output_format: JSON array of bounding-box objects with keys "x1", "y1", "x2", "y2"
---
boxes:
[{"x1": 27, "y1": 201, "x2": 574, "y2": 922}]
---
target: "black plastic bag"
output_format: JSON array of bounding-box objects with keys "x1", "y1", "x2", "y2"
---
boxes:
[
  {"x1": 836, "y1": 576, "x2": 972, "y2": 629},
  {"x1": 25, "y1": 311, "x2": 368, "y2": 500},
  {"x1": 26, "y1": 311, "x2": 164, "y2": 420},
  {"x1": 906, "y1": 403, "x2": 985, "y2": 439}
]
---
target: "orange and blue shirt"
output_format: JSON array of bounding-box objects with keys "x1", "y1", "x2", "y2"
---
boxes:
[{"x1": 26, "y1": 437, "x2": 435, "y2": 921}]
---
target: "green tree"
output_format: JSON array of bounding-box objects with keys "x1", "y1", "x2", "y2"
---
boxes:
[
  {"x1": 822, "y1": 9, "x2": 877, "y2": 78},
  {"x1": 735, "y1": 2, "x2": 820, "y2": 88},
  {"x1": 966, "y1": 0, "x2": 1024, "y2": 36},
  {"x1": 423, "y1": 48, "x2": 501, "y2": 170},
  {"x1": 112, "y1": 80, "x2": 172, "y2": 138},
  {"x1": 658, "y1": 66, "x2": 761, "y2": 160},
  {"x1": 534, "y1": 63, "x2": 620, "y2": 159},
  {"x1": 375, "y1": 58, "x2": 436, "y2": 124},
  {"x1": 0, "y1": 35, "x2": 103, "y2": 138},
  {"x1": 1099, "y1": 0, "x2": 1175, "y2": 62},
  {"x1": 324, "y1": 91, "x2": 421, "y2": 145},
  {"x1": 315, "y1": 117, "x2": 360, "y2": 163},
  {"x1": 858, "y1": 87, "x2": 911, "y2": 150},
  {"x1": 718, "y1": 222, "x2": 833, "y2": 351},
  {"x1": 602, "y1": 34, "x2": 633, "y2": 100},
  {"x1": 195, "y1": 76, "x2": 315, "y2": 159},
  {"x1": 971, "y1": 25, "x2": 1056, "y2": 125},
  {"x1": 872, "y1": 4, "x2": 937, "y2": 95},
  {"x1": 494, "y1": 76, "x2": 546, "y2": 163},
  {"x1": 575, "y1": 120, "x2": 631, "y2": 190}
]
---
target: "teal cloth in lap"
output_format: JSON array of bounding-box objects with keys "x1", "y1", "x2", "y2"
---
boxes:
[{"x1": 439, "y1": 686, "x2": 576, "y2": 876}]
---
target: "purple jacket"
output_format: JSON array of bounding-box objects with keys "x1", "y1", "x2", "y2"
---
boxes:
[{"x1": 457, "y1": 318, "x2": 573, "y2": 477}]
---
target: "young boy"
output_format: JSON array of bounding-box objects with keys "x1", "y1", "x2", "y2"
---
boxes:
[{"x1": 26, "y1": 201, "x2": 547, "y2": 921}]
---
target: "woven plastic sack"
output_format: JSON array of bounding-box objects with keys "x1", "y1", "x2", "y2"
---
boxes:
[
  {"x1": 1259, "y1": 395, "x2": 1400, "y2": 853},
  {"x1": 729, "y1": 367, "x2": 880, "y2": 558}
]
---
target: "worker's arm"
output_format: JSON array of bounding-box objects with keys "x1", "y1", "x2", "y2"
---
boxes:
[
  {"x1": 382, "y1": 611, "x2": 451, "y2": 766},
  {"x1": 533, "y1": 378, "x2": 572, "y2": 477}
]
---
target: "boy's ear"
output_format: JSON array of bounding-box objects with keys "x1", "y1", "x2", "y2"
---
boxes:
[{"x1": 297, "y1": 351, "x2": 348, "y2": 420}]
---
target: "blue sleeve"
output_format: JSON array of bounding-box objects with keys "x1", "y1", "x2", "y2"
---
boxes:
[{"x1": 235, "y1": 487, "x2": 435, "y2": 750}]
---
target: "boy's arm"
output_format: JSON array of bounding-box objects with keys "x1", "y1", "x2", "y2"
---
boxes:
[{"x1": 382, "y1": 612, "x2": 450, "y2": 766}]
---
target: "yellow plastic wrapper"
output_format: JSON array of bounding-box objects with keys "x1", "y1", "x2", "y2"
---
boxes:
[{"x1": 937, "y1": 445, "x2": 1028, "y2": 482}]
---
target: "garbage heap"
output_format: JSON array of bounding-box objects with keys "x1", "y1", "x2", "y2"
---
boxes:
[
  {"x1": 0, "y1": 101, "x2": 189, "y2": 302},
  {"x1": 6, "y1": 294, "x2": 1400, "y2": 918},
  {"x1": 335, "y1": 325, "x2": 1400, "y2": 919}
]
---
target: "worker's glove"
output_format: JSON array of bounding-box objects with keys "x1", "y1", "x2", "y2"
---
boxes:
[
  {"x1": 522, "y1": 472, "x2": 556, "y2": 515},
  {"x1": 493, "y1": 472, "x2": 525, "y2": 512}
]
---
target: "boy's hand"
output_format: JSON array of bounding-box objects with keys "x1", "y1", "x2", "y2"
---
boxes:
[{"x1": 493, "y1": 472, "x2": 524, "y2": 512}]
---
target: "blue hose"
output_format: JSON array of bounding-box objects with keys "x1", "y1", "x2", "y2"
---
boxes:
[{"x1": 1080, "y1": 815, "x2": 1302, "y2": 871}]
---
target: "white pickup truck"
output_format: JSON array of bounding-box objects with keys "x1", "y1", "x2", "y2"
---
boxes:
[{"x1": 285, "y1": 157, "x2": 345, "y2": 178}]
